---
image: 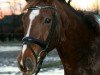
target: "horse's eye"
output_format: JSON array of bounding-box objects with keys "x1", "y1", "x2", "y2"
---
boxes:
[{"x1": 44, "y1": 18, "x2": 51, "y2": 24}]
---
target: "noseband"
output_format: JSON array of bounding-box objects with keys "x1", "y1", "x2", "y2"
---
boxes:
[{"x1": 22, "y1": 6, "x2": 58, "y2": 75}]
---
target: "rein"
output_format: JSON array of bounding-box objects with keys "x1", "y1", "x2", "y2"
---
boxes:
[{"x1": 22, "y1": 6, "x2": 58, "y2": 75}]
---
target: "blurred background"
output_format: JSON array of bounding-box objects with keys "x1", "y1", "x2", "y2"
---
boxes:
[
  {"x1": 0, "y1": 0, "x2": 99, "y2": 42},
  {"x1": 0, "y1": 0, "x2": 100, "y2": 75},
  {"x1": 0, "y1": 0, "x2": 26, "y2": 42},
  {"x1": 69, "y1": 0, "x2": 100, "y2": 13}
]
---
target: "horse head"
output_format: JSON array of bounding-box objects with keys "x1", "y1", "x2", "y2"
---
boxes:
[
  {"x1": 17, "y1": 0, "x2": 60, "y2": 75},
  {"x1": 17, "y1": 0, "x2": 100, "y2": 75}
]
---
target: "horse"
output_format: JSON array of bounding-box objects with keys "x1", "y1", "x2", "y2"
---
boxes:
[{"x1": 17, "y1": 0, "x2": 100, "y2": 75}]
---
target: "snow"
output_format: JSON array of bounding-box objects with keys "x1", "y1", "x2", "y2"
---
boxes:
[
  {"x1": 0, "y1": 66, "x2": 64, "y2": 75},
  {"x1": 38, "y1": 69, "x2": 64, "y2": 75},
  {"x1": 0, "y1": 43, "x2": 63, "y2": 75},
  {"x1": 0, "y1": 66, "x2": 19, "y2": 73},
  {"x1": 0, "y1": 46, "x2": 21, "y2": 52}
]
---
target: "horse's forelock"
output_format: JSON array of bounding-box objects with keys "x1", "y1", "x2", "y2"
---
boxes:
[
  {"x1": 25, "y1": 0, "x2": 55, "y2": 4},
  {"x1": 23, "y1": 0, "x2": 55, "y2": 12},
  {"x1": 25, "y1": 0, "x2": 66, "y2": 3}
]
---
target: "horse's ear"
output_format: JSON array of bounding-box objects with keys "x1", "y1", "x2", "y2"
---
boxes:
[
  {"x1": 42, "y1": 0, "x2": 54, "y2": 2},
  {"x1": 67, "y1": 0, "x2": 72, "y2": 5},
  {"x1": 25, "y1": 0, "x2": 33, "y2": 3},
  {"x1": 58, "y1": 0, "x2": 66, "y2": 2}
]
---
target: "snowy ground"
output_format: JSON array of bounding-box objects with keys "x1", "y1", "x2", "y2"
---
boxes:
[
  {"x1": 0, "y1": 43, "x2": 64, "y2": 75},
  {"x1": 0, "y1": 67, "x2": 64, "y2": 75}
]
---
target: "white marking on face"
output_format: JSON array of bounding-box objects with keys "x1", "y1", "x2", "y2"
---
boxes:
[
  {"x1": 26, "y1": 10, "x2": 40, "y2": 37},
  {"x1": 22, "y1": 44, "x2": 27, "y2": 55},
  {"x1": 21, "y1": 10, "x2": 40, "y2": 65},
  {"x1": 20, "y1": 44, "x2": 27, "y2": 66},
  {"x1": 20, "y1": 59, "x2": 23, "y2": 66}
]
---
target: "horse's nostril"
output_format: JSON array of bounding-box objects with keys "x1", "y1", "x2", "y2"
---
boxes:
[{"x1": 24, "y1": 57, "x2": 34, "y2": 71}]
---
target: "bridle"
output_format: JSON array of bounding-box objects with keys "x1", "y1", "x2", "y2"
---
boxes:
[{"x1": 22, "y1": 6, "x2": 58, "y2": 75}]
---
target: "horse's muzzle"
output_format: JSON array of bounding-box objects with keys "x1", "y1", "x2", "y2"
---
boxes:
[
  {"x1": 17, "y1": 55, "x2": 37, "y2": 75},
  {"x1": 24, "y1": 57, "x2": 34, "y2": 71},
  {"x1": 21, "y1": 57, "x2": 36, "y2": 75}
]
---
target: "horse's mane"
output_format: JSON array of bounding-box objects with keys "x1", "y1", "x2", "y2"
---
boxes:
[
  {"x1": 60, "y1": 1, "x2": 99, "y2": 32},
  {"x1": 76, "y1": 11, "x2": 99, "y2": 32},
  {"x1": 58, "y1": 0, "x2": 99, "y2": 33},
  {"x1": 24, "y1": 0, "x2": 99, "y2": 32}
]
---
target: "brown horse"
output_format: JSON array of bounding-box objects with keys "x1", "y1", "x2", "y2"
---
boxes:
[{"x1": 17, "y1": 0, "x2": 100, "y2": 75}]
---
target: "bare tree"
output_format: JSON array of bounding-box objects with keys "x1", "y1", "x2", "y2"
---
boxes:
[{"x1": 58, "y1": 0, "x2": 66, "y2": 2}]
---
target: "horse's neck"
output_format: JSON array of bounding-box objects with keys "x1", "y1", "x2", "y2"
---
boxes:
[{"x1": 55, "y1": 1, "x2": 97, "y2": 75}]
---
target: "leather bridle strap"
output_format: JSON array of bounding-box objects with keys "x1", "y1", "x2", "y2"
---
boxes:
[
  {"x1": 22, "y1": 6, "x2": 58, "y2": 75},
  {"x1": 28, "y1": 6, "x2": 56, "y2": 10},
  {"x1": 23, "y1": 5, "x2": 57, "y2": 51},
  {"x1": 22, "y1": 37, "x2": 46, "y2": 49}
]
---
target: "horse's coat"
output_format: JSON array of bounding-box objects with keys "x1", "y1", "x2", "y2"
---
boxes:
[
  {"x1": 21, "y1": 10, "x2": 40, "y2": 59},
  {"x1": 17, "y1": 0, "x2": 100, "y2": 75},
  {"x1": 26, "y1": 10, "x2": 40, "y2": 37}
]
